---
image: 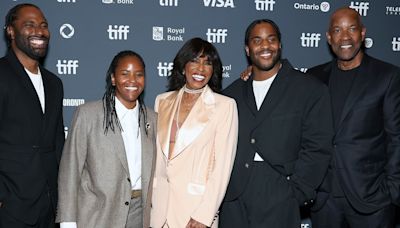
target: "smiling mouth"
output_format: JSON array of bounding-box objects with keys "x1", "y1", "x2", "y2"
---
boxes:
[
  {"x1": 192, "y1": 74, "x2": 205, "y2": 81},
  {"x1": 340, "y1": 44, "x2": 353, "y2": 49},
  {"x1": 29, "y1": 38, "x2": 48, "y2": 48},
  {"x1": 125, "y1": 86, "x2": 138, "y2": 91}
]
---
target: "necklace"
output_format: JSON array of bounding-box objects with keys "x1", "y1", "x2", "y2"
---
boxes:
[{"x1": 183, "y1": 84, "x2": 204, "y2": 94}]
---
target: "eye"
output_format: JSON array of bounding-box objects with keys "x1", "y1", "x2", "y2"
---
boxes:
[
  {"x1": 253, "y1": 38, "x2": 261, "y2": 45},
  {"x1": 136, "y1": 72, "x2": 145, "y2": 77},
  {"x1": 268, "y1": 36, "x2": 277, "y2": 43}
]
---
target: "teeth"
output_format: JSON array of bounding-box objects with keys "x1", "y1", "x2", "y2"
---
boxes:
[
  {"x1": 260, "y1": 52, "x2": 271, "y2": 57},
  {"x1": 125, "y1": 86, "x2": 138, "y2": 91},
  {"x1": 192, "y1": 74, "x2": 205, "y2": 81},
  {"x1": 30, "y1": 39, "x2": 45, "y2": 45},
  {"x1": 341, "y1": 45, "x2": 352, "y2": 49}
]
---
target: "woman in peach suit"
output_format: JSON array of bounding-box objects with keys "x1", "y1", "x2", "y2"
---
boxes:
[{"x1": 151, "y1": 38, "x2": 238, "y2": 228}]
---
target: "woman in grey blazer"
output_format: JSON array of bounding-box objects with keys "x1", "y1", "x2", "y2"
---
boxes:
[{"x1": 56, "y1": 50, "x2": 157, "y2": 228}]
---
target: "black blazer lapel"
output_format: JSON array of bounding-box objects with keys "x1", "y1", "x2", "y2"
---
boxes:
[{"x1": 253, "y1": 61, "x2": 290, "y2": 126}]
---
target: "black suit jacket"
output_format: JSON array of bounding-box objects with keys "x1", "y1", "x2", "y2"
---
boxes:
[
  {"x1": 0, "y1": 50, "x2": 64, "y2": 224},
  {"x1": 308, "y1": 54, "x2": 400, "y2": 213},
  {"x1": 223, "y1": 59, "x2": 333, "y2": 208}
]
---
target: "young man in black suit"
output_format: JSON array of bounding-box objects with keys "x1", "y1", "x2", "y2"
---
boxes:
[
  {"x1": 0, "y1": 3, "x2": 64, "y2": 228},
  {"x1": 219, "y1": 19, "x2": 333, "y2": 228},
  {"x1": 309, "y1": 7, "x2": 400, "y2": 228}
]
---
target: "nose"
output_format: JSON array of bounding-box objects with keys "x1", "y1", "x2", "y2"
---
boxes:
[{"x1": 128, "y1": 74, "x2": 137, "y2": 82}]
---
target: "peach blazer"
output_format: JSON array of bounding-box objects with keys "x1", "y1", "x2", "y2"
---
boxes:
[{"x1": 150, "y1": 85, "x2": 238, "y2": 227}]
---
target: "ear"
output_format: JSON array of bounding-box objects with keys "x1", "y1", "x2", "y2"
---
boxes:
[
  {"x1": 245, "y1": 46, "x2": 249, "y2": 56},
  {"x1": 361, "y1": 26, "x2": 366, "y2": 42},
  {"x1": 111, "y1": 73, "x2": 115, "y2": 86},
  {"x1": 326, "y1": 31, "x2": 331, "y2": 45},
  {"x1": 6, "y1": 26, "x2": 15, "y2": 40}
]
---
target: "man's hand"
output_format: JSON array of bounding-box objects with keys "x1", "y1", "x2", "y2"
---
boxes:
[{"x1": 240, "y1": 65, "x2": 252, "y2": 81}]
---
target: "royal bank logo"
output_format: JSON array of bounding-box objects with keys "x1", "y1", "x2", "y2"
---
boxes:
[
  {"x1": 350, "y1": 2, "x2": 369, "y2": 16},
  {"x1": 293, "y1": 2, "x2": 330, "y2": 12},
  {"x1": 300, "y1": 33, "x2": 321, "y2": 47},
  {"x1": 102, "y1": 0, "x2": 134, "y2": 4},
  {"x1": 57, "y1": 0, "x2": 76, "y2": 2},
  {"x1": 203, "y1": 0, "x2": 235, "y2": 8},
  {"x1": 157, "y1": 62, "x2": 174, "y2": 77},
  {"x1": 108, "y1": 25, "x2": 130, "y2": 40},
  {"x1": 255, "y1": 0, "x2": 275, "y2": 11},
  {"x1": 160, "y1": 0, "x2": 178, "y2": 6},
  {"x1": 222, "y1": 64, "x2": 232, "y2": 78},
  {"x1": 64, "y1": 127, "x2": 69, "y2": 139},
  {"x1": 393, "y1": 37, "x2": 400, "y2": 51},
  {"x1": 386, "y1": 6, "x2": 400, "y2": 15},
  {"x1": 59, "y1": 23, "x2": 75, "y2": 39},
  {"x1": 206, "y1": 28, "x2": 228, "y2": 44},
  {"x1": 56, "y1": 60, "x2": 79, "y2": 75},
  {"x1": 364, "y1": 37, "x2": 373, "y2": 48},
  {"x1": 152, "y1": 26, "x2": 185, "y2": 42}
]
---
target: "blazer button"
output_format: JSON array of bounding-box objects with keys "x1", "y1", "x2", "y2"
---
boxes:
[
  {"x1": 245, "y1": 163, "x2": 249, "y2": 168},
  {"x1": 286, "y1": 176, "x2": 291, "y2": 180},
  {"x1": 125, "y1": 201, "x2": 129, "y2": 206},
  {"x1": 127, "y1": 178, "x2": 131, "y2": 182},
  {"x1": 250, "y1": 138, "x2": 256, "y2": 144},
  {"x1": 304, "y1": 201, "x2": 308, "y2": 206}
]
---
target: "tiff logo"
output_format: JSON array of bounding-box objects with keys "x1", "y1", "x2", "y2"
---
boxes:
[
  {"x1": 300, "y1": 33, "x2": 321, "y2": 47},
  {"x1": 393, "y1": 37, "x2": 400, "y2": 51},
  {"x1": 255, "y1": 0, "x2": 275, "y2": 11},
  {"x1": 57, "y1": 60, "x2": 79, "y2": 75},
  {"x1": 108, "y1": 25, "x2": 129, "y2": 40},
  {"x1": 206, "y1": 28, "x2": 228, "y2": 43},
  {"x1": 157, "y1": 62, "x2": 173, "y2": 76},
  {"x1": 160, "y1": 0, "x2": 178, "y2": 6},
  {"x1": 350, "y1": 2, "x2": 369, "y2": 16}
]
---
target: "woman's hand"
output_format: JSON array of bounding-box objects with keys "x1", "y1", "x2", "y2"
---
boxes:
[
  {"x1": 186, "y1": 218, "x2": 207, "y2": 228},
  {"x1": 240, "y1": 65, "x2": 252, "y2": 81}
]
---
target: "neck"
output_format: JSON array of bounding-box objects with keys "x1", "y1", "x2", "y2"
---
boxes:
[
  {"x1": 13, "y1": 47, "x2": 40, "y2": 74},
  {"x1": 253, "y1": 62, "x2": 281, "y2": 81},
  {"x1": 183, "y1": 84, "x2": 205, "y2": 94},
  {"x1": 337, "y1": 51, "x2": 364, "y2": 71}
]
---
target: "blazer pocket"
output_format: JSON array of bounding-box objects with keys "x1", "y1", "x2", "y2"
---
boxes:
[{"x1": 187, "y1": 182, "x2": 205, "y2": 195}]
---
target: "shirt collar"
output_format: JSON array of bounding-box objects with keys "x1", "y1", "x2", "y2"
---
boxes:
[{"x1": 115, "y1": 97, "x2": 139, "y2": 122}]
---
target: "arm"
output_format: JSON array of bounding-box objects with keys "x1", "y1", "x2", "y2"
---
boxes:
[
  {"x1": 190, "y1": 99, "x2": 239, "y2": 226},
  {"x1": 383, "y1": 70, "x2": 400, "y2": 206},
  {"x1": 56, "y1": 106, "x2": 88, "y2": 223},
  {"x1": 289, "y1": 84, "x2": 333, "y2": 205}
]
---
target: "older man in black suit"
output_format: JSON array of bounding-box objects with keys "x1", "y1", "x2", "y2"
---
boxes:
[
  {"x1": 308, "y1": 7, "x2": 400, "y2": 228},
  {"x1": 0, "y1": 3, "x2": 64, "y2": 228}
]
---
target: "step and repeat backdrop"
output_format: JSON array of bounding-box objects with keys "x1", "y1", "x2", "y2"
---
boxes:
[{"x1": 1, "y1": 1, "x2": 399, "y2": 227}]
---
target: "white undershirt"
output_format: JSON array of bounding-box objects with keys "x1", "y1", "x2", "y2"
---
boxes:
[
  {"x1": 60, "y1": 98, "x2": 142, "y2": 228},
  {"x1": 252, "y1": 74, "x2": 277, "y2": 161},
  {"x1": 25, "y1": 68, "x2": 45, "y2": 113}
]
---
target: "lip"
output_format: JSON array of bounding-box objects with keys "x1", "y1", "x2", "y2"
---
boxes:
[
  {"x1": 29, "y1": 37, "x2": 48, "y2": 48},
  {"x1": 192, "y1": 74, "x2": 206, "y2": 81}
]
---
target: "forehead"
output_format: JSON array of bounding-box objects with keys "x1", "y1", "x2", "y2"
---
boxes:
[
  {"x1": 116, "y1": 55, "x2": 143, "y2": 68},
  {"x1": 250, "y1": 22, "x2": 277, "y2": 37},
  {"x1": 330, "y1": 9, "x2": 360, "y2": 27},
  {"x1": 15, "y1": 6, "x2": 46, "y2": 22}
]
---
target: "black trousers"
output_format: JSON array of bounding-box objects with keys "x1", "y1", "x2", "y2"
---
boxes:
[
  {"x1": 219, "y1": 162, "x2": 300, "y2": 228},
  {"x1": 0, "y1": 193, "x2": 56, "y2": 228},
  {"x1": 311, "y1": 195, "x2": 395, "y2": 228}
]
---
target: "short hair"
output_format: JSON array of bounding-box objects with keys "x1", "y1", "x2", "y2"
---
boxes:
[
  {"x1": 244, "y1": 19, "x2": 282, "y2": 45},
  {"x1": 167, "y1": 37, "x2": 222, "y2": 93},
  {"x1": 4, "y1": 3, "x2": 41, "y2": 46}
]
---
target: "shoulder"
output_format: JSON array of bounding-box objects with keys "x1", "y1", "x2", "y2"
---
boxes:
[
  {"x1": 223, "y1": 78, "x2": 246, "y2": 98},
  {"x1": 155, "y1": 91, "x2": 176, "y2": 102},
  {"x1": 41, "y1": 67, "x2": 63, "y2": 86},
  {"x1": 212, "y1": 92, "x2": 237, "y2": 106},
  {"x1": 75, "y1": 100, "x2": 103, "y2": 115}
]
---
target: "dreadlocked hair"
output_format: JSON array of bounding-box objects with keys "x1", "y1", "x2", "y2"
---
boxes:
[{"x1": 102, "y1": 50, "x2": 148, "y2": 136}]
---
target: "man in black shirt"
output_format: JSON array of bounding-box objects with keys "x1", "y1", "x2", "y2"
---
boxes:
[{"x1": 308, "y1": 7, "x2": 400, "y2": 228}]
